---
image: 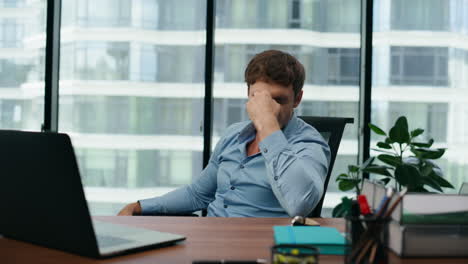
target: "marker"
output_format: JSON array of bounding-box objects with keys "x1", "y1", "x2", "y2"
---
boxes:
[{"x1": 357, "y1": 194, "x2": 372, "y2": 215}]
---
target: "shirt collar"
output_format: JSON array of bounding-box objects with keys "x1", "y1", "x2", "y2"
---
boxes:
[{"x1": 238, "y1": 113, "x2": 299, "y2": 143}]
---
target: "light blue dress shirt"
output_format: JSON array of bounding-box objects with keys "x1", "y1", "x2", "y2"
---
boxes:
[{"x1": 139, "y1": 115, "x2": 330, "y2": 217}]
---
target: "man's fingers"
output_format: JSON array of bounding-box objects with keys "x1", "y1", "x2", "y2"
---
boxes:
[{"x1": 117, "y1": 204, "x2": 133, "y2": 216}]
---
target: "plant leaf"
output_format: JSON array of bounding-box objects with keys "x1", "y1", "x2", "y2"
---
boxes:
[
  {"x1": 389, "y1": 116, "x2": 410, "y2": 144},
  {"x1": 420, "y1": 162, "x2": 434, "y2": 177},
  {"x1": 332, "y1": 197, "x2": 353, "y2": 217},
  {"x1": 360, "y1": 157, "x2": 375, "y2": 170},
  {"x1": 421, "y1": 176, "x2": 443, "y2": 192},
  {"x1": 339, "y1": 179, "x2": 359, "y2": 192},
  {"x1": 377, "y1": 154, "x2": 401, "y2": 167},
  {"x1": 411, "y1": 138, "x2": 434, "y2": 148},
  {"x1": 395, "y1": 164, "x2": 420, "y2": 189},
  {"x1": 332, "y1": 202, "x2": 344, "y2": 217},
  {"x1": 412, "y1": 148, "x2": 445, "y2": 160},
  {"x1": 379, "y1": 177, "x2": 391, "y2": 186},
  {"x1": 370, "y1": 148, "x2": 395, "y2": 154},
  {"x1": 410, "y1": 128, "x2": 424, "y2": 138},
  {"x1": 348, "y1": 165, "x2": 359, "y2": 173},
  {"x1": 336, "y1": 173, "x2": 350, "y2": 181},
  {"x1": 362, "y1": 165, "x2": 393, "y2": 177},
  {"x1": 428, "y1": 171, "x2": 455, "y2": 189},
  {"x1": 385, "y1": 137, "x2": 394, "y2": 144},
  {"x1": 377, "y1": 142, "x2": 392, "y2": 149},
  {"x1": 369, "y1": 123, "x2": 386, "y2": 136}
]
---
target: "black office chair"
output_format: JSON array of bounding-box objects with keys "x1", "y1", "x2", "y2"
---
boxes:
[
  {"x1": 298, "y1": 116, "x2": 354, "y2": 217},
  {"x1": 150, "y1": 116, "x2": 353, "y2": 217}
]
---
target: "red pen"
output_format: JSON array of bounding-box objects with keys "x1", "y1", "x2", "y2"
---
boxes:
[{"x1": 357, "y1": 194, "x2": 372, "y2": 215}]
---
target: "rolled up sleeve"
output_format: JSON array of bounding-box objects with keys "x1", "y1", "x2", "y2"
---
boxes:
[{"x1": 259, "y1": 130, "x2": 330, "y2": 217}]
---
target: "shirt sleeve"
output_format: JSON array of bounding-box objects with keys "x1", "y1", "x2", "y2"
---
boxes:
[
  {"x1": 258, "y1": 129, "x2": 330, "y2": 217},
  {"x1": 139, "y1": 139, "x2": 224, "y2": 215}
]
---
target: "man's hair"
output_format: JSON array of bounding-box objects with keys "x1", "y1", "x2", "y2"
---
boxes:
[{"x1": 244, "y1": 50, "x2": 305, "y2": 96}]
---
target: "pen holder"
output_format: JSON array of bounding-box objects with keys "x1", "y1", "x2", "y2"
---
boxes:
[
  {"x1": 345, "y1": 216, "x2": 390, "y2": 264},
  {"x1": 271, "y1": 244, "x2": 319, "y2": 264}
]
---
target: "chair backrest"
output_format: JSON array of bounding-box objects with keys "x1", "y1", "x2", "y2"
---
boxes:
[
  {"x1": 298, "y1": 116, "x2": 354, "y2": 217},
  {"x1": 198, "y1": 116, "x2": 353, "y2": 218}
]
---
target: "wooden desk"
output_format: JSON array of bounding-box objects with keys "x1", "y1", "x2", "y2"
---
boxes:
[{"x1": 0, "y1": 217, "x2": 467, "y2": 264}]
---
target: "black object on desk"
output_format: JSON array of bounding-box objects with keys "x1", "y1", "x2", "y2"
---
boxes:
[{"x1": 192, "y1": 260, "x2": 267, "y2": 264}]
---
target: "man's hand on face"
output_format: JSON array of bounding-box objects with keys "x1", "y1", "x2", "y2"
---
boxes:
[{"x1": 246, "y1": 89, "x2": 281, "y2": 141}]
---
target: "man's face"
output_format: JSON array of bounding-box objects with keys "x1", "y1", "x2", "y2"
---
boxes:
[{"x1": 248, "y1": 81, "x2": 303, "y2": 128}]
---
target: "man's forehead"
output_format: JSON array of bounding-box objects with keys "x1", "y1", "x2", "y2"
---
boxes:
[{"x1": 250, "y1": 82, "x2": 293, "y2": 95}]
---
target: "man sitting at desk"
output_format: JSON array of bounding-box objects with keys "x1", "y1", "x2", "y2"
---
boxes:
[{"x1": 118, "y1": 50, "x2": 330, "y2": 217}]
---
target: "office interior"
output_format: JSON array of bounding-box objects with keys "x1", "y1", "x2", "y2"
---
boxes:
[{"x1": 0, "y1": 0, "x2": 467, "y2": 217}]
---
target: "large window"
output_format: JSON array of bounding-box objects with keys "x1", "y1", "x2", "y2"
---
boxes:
[
  {"x1": 214, "y1": 0, "x2": 361, "y2": 217},
  {"x1": 58, "y1": 0, "x2": 206, "y2": 214},
  {"x1": 373, "y1": 0, "x2": 468, "y2": 193},
  {"x1": 4, "y1": 0, "x2": 467, "y2": 216},
  {"x1": 0, "y1": 0, "x2": 45, "y2": 131}
]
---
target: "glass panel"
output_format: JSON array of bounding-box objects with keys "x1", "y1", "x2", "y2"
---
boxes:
[
  {"x1": 391, "y1": 0, "x2": 449, "y2": 31},
  {"x1": 373, "y1": 0, "x2": 468, "y2": 192},
  {"x1": 59, "y1": 0, "x2": 206, "y2": 215},
  {"x1": 214, "y1": 0, "x2": 361, "y2": 217},
  {"x1": 0, "y1": 0, "x2": 45, "y2": 130}
]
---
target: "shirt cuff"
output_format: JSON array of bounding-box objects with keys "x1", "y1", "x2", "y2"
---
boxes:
[
  {"x1": 258, "y1": 130, "x2": 289, "y2": 162},
  {"x1": 138, "y1": 197, "x2": 163, "y2": 215}
]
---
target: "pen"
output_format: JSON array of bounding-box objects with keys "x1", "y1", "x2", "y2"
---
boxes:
[
  {"x1": 375, "y1": 187, "x2": 394, "y2": 218},
  {"x1": 192, "y1": 259, "x2": 267, "y2": 264},
  {"x1": 383, "y1": 188, "x2": 408, "y2": 218}
]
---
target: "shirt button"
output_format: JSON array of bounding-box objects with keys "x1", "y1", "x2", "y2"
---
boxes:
[
  {"x1": 240, "y1": 164, "x2": 244, "y2": 169},
  {"x1": 263, "y1": 148, "x2": 268, "y2": 153},
  {"x1": 224, "y1": 205, "x2": 228, "y2": 208},
  {"x1": 274, "y1": 176, "x2": 279, "y2": 181},
  {"x1": 230, "y1": 186, "x2": 235, "y2": 190}
]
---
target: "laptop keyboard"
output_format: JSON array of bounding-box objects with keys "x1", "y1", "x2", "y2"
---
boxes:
[{"x1": 97, "y1": 234, "x2": 134, "y2": 248}]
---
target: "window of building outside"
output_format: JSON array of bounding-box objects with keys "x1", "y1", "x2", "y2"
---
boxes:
[
  {"x1": 58, "y1": 0, "x2": 207, "y2": 215},
  {"x1": 214, "y1": 0, "x2": 361, "y2": 217},
  {"x1": 0, "y1": 19, "x2": 22, "y2": 48},
  {"x1": 0, "y1": 1, "x2": 45, "y2": 131},
  {"x1": 390, "y1": 47, "x2": 448, "y2": 86},
  {"x1": 373, "y1": 0, "x2": 468, "y2": 193},
  {"x1": 391, "y1": 0, "x2": 449, "y2": 31}
]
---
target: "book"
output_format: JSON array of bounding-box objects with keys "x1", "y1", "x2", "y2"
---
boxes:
[
  {"x1": 396, "y1": 193, "x2": 468, "y2": 225},
  {"x1": 273, "y1": 226, "x2": 347, "y2": 255},
  {"x1": 388, "y1": 220, "x2": 468, "y2": 257},
  {"x1": 362, "y1": 180, "x2": 468, "y2": 225}
]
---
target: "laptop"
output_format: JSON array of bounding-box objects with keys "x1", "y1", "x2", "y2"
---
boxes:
[{"x1": 0, "y1": 130, "x2": 186, "y2": 258}]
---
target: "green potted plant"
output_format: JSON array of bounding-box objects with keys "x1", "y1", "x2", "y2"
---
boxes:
[{"x1": 332, "y1": 116, "x2": 454, "y2": 217}]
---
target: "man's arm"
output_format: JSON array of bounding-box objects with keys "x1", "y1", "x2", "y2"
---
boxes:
[
  {"x1": 137, "y1": 163, "x2": 218, "y2": 215},
  {"x1": 118, "y1": 139, "x2": 224, "y2": 216},
  {"x1": 259, "y1": 130, "x2": 330, "y2": 217},
  {"x1": 246, "y1": 88, "x2": 330, "y2": 217}
]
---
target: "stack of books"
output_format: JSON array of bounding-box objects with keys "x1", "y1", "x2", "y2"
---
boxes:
[{"x1": 363, "y1": 181, "x2": 468, "y2": 257}]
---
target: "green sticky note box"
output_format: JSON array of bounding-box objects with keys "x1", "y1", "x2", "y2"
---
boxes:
[{"x1": 273, "y1": 226, "x2": 347, "y2": 255}]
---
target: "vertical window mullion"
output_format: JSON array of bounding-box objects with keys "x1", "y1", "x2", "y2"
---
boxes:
[
  {"x1": 43, "y1": 0, "x2": 62, "y2": 132},
  {"x1": 358, "y1": 0, "x2": 373, "y2": 167},
  {"x1": 203, "y1": 0, "x2": 215, "y2": 167}
]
